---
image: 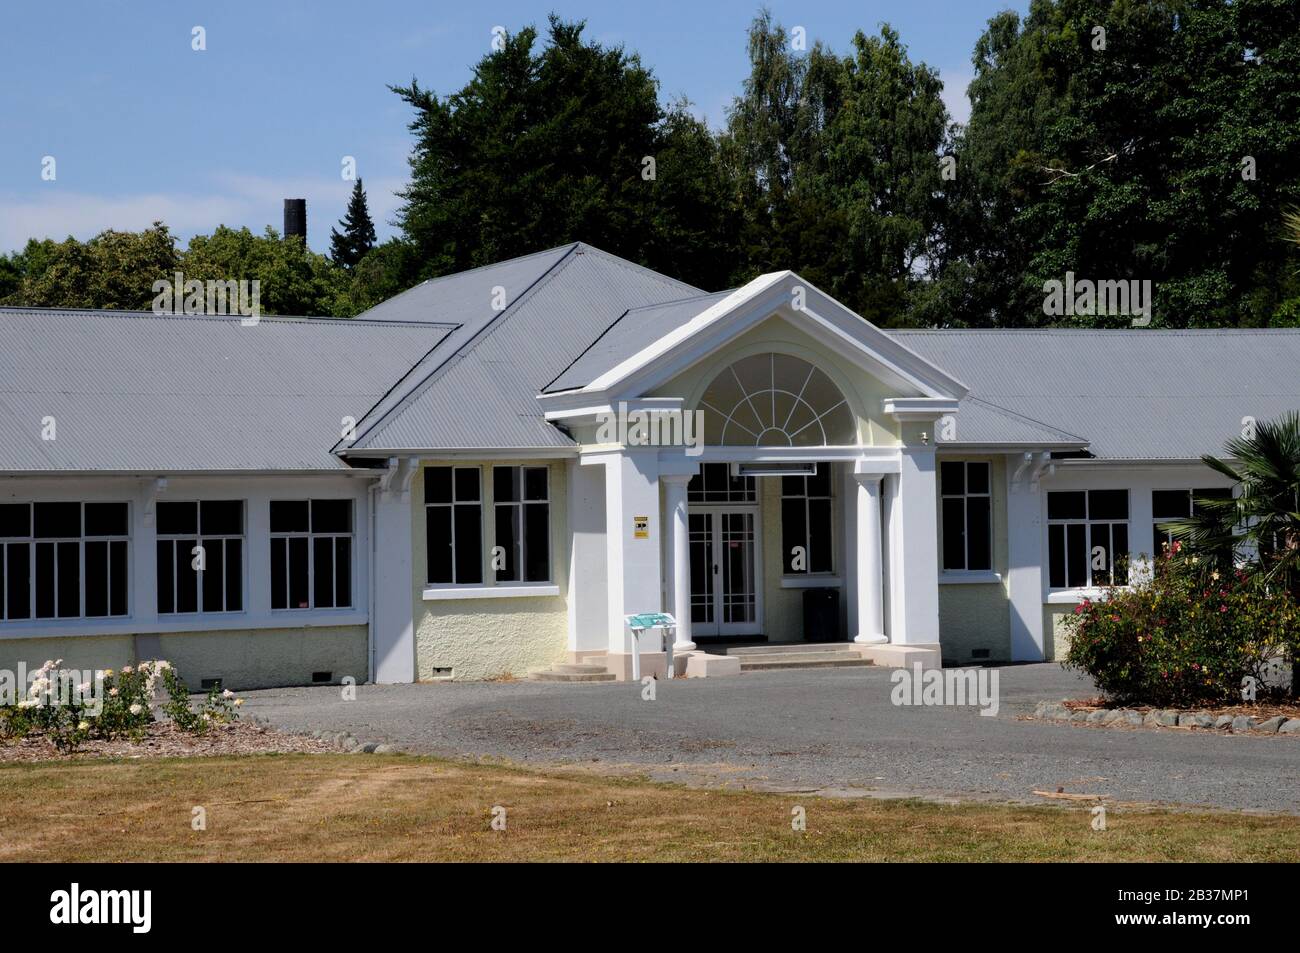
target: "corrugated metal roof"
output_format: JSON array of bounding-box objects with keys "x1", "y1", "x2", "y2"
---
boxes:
[
  {"x1": 345, "y1": 244, "x2": 701, "y2": 452},
  {"x1": 0, "y1": 308, "x2": 450, "y2": 471},
  {"x1": 545, "y1": 289, "x2": 733, "y2": 393},
  {"x1": 894, "y1": 329, "x2": 1300, "y2": 460}
]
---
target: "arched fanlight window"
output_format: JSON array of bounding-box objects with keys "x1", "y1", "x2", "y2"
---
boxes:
[{"x1": 698, "y1": 353, "x2": 856, "y2": 446}]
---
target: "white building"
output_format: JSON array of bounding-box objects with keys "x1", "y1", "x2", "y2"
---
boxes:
[{"x1": 2, "y1": 243, "x2": 1297, "y2": 686}]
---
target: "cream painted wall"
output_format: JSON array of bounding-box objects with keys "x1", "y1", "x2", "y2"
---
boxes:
[
  {"x1": 760, "y1": 470, "x2": 847, "y2": 642},
  {"x1": 936, "y1": 455, "x2": 1012, "y2": 662},
  {"x1": 411, "y1": 461, "x2": 570, "y2": 680},
  {"x1": 646, "y1": 315, "x2": 903, "y2": 448},
  {"x1": 0, "y1": 625, "x2": 367, "y2": 691}
]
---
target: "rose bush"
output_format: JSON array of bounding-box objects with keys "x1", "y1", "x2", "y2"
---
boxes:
[{"x1": 1062, "y1": 545, "x2": 1300, "y2": 707}]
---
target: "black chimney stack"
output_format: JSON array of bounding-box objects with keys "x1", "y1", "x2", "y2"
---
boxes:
[{"x1": 283, "y1": 198, "x2": 307, "y2": 243}]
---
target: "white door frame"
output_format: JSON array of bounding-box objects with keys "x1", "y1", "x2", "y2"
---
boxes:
[{"x1": 687, "y1": 502, "x2": 763, "y2": 637}]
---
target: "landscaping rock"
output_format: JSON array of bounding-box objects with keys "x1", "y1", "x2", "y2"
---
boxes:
[
  {"x1": 1191, "y1": 713, "x2": 1215, "y2": 729},
  {"x1": 1279, "y1": 719, "x2": 1300, "y2": 735},
  {"x1": 1231, "y1": 715, "x2": 1256, "y2": 733},
  {"x1": 1045, "y1": 704, "x2": 1071, "y2": 720},
  {"x1": 1177, "y1": 712, "x2": 1198, "y2": 727},
  {"x1": 1101, "y1": 709, "x2": 1125, "y2": 724},
  {"x1": 360, "y1": 742, "x2": 379, "y2": 754},
  {"x1": 1071, "y1": 711, "x2": 1091, "y2": 723},
  {"x1": 1255, "y1": 716, "x2": 1287, "y2": 734},
  {"x1": 374, "y1": 743, "x2": 400, "y2": 754},
  {"x1": 1157, "y1": 710, "x2": 1179, "y2": 727},
  {"x1": 1215, "y1": 715, "x2": 1235, "y2": 729},
  {"x1": 1143, "y1": 711, "x2": 1162, "y2": 727},
  {"x1": 1124, "y1": 711, "x2": 1144, "y2": 727},
  {"x1": 1087, "y1": 709, "x2": 1109, "y2": 724}
]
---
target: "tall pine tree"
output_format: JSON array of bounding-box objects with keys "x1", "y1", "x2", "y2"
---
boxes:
[{"x1": 330, "y1": 179, "x2": 378, "y2": 269}]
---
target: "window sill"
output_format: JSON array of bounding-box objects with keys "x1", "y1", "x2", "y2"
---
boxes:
[
  {"x1": 780, "y1": 575, "x2": 841, "y2": 589},
  {"x1": 1045, "y1": 587, "x2": 1131, "y2": 604},
  {"x1": 422, "y1": 585, "x2": 560, "y2": 601},
  {"x1": 0, "y1": 610, "x2": 368, "y2": 640},
  {"x1": 939, "y1": 571, "x2": 1003, "y2": 585}
]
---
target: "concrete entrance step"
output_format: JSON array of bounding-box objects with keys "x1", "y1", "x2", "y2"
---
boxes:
[
  {"x1": 722, "y1": 642, "x2": 858, "y2": 656},
  {"x1": 739, "y1": 655, "x2": 872, "y2": 671},
  {"x1": 527, "y1": 663, "x2": 616, "y2": 682}
]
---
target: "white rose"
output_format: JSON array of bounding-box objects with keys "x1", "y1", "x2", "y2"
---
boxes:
[{"x1": 129, "y1": 704, "x2": 143, "y2": 716}]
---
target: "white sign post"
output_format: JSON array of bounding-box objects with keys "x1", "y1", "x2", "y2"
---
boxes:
[{"x1": 624, "y1": 612, "x2": 678, "y2": 680}]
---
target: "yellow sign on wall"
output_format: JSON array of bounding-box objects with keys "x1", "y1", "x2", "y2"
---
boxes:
[{"x1": 633, "y1": 515, "x2": 649, "y2": 539}]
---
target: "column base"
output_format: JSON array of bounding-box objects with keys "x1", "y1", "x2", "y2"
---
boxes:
[
  {"x1": 853, "y1": 633, "x2": 888, "y2": 645},
  {"x1": 672, "y1": 640, "x2": 697, "y2": 652},
  {"x1": 853, "y1": 642, "x2": 942, "y2": 670}
]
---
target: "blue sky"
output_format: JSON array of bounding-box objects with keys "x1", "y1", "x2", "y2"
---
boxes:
[{"x1": 0, "y1": 0, "x2": 1028, "y2": 254}]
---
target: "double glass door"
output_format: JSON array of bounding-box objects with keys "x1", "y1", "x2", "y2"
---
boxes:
[{"x1": 688, "y1": 509, "x2": 760, "y2": 636}]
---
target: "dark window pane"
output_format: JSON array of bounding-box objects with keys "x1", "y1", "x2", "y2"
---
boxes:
[
  {"x1": 85, "y1": 540, "x2": 108, "y2": 616},
  {"x1": 85, "y1": 502, "x2": 128, "y2": 537},
  {"x1": 1193, "y1": 487, "x2": 1232, "y2": 516},
  {"x1": 1152, "y1": 490, "x2": 1190, "y2": 520},
  {"x1": 1066, "y1": 524, "x2": 1088, "y2": 588},
  {"x1": 288, "y1": 536, "x2": 309, "y2": 608},
  {"x1": 966, "y1": 497, "x2": 992, "y2": 571},
  {"x1": 313, "y1": 536, "x2": 335, "y2": 608},
  {"x1": 453, "y1": 505, "x2": 482, "y2": 584},
  {"x1": 271, "y1": 538, "x2": 287, "y2": 609},
  {"x1": 687, "y1": 471, "x2": 704, "y2": 502},
  {"x1": 940, "y1": 461, "x2": 965, "y2": 497},
  {"x1": 0, "y1": 545, "x2": 4, "y2": 616},
  {"x1": 781, "y1": 498, "x2": 806, "y2": 573},
  {"x1": 425, "y1": 507, "x2": 452, "y2": 584},
  {"x1": 202, "y1": 540, "x2": 225, "y2": 611},
  {"x1": 424, "y1": 467, "x2": 453, "y2": 505},
  {"x1": 1153, "y1": 524, "x2": 1168, "y2": 558},
  {"x1": 1048, "y1": 525, "x2": 1065, "y2": 589},
  {"x1": 35, "y1": 542, "x2": 54, "y2": 617},
  {"x1": 6, "y1": 543, "x2": 30, "y2": 619},
  {"x1": 1112, "y1": 524, "x2": 1129, "y2": 584},
  {"x1": 157, "y1": 541, "x2": 175, "y2": 614},
  {"x1": 941, "y1": 498, "x2": 966, "y2": 571},
  {"x1": 493, "y1": 467, "x2": 519, "y2": 504},
  {"x1": 524, "y1": 467, "x2": 549, "y2": 501},
  {"x1": 495, "y1": 504, "x2": 519, "y2": 582},
  {"x1": 1047, "y1": 491, "x2": 1085, "y2": 521},
  {"x1": 781, "y1": 475, "x2": 804, "y2": 498},
  {"x1": 966, "y1": 462, "x2": 990, "y2": 495},
  {"x1": 455, "y1": 467, "x2": 481, "y2": 503},
  {"x1": 0, "y1": 504, "x2": 29, "y2": 538},
  {"x1": 808, "y1": 498, "x2": 832, "y2": 573},
  {"x1": 109, "y1": 540, "x2": 128, "y2": 616},
  {"x1": 35, "y1": 502, "x2": 80, "y2": 539},
  {"x1": 311, "y1": 499, "x2": 351, "y2": 534},
  {"x1": 1089, "y1": 490, "x2": 1128, "y2": 521},
  {"x1": 523, "y1": 503, "x2": 549, "y2": 581},
  {"x1": 157, "y1": 501, "x2": 197, "y2": 536},
  {"x1": 1090, "y1": 523, "x2": 1112, "y2": 586},
  {"x1": 225, "y1": 539, "x2": 242, "y2": 612},
  {"x1": 176, "y1": 540, "x2": 198, "y2": 613},
  {"x1": 201, "y1": 500, "x2": 242, "y2": 536},
  {"x1": 704, "y1": 463, "x2": 728, "y2": 502},
  {"x1": 807, "y1": 465, "x2": 831, "y2": 498},
  {"x1": 56, "y1": 541, "x2": 79, "y2": 617},
  {"x1": 334, "y1": 538, "x2": 350, "y2": 608},
  {"x1": 270, "y1": 500, "x2": 309, "y2": 533}
]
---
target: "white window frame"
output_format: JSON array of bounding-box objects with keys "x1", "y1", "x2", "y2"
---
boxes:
[
  {"x1": 1047, "y1": 489, "x2": 1130, "y2": 591},
  {"x1": 424, "y1": 466, "x2": 483, "y2": 587},
  {"x1": 270, "y1": 499, "x2": 354, "y2": 611},
  {"x1": 780, "y1": 469, "x2": 834, "y2": 576},
  {"x1": 493, "y1": 465, "x2": 552, "y2": 584},
  {"x1": 939, "y1": 461, "x2": 992, "y2": 574},
  {"x1": 157, "y1": 500, "x2": 244, "y2": 615}
]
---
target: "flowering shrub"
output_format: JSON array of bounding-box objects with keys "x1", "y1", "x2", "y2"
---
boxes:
[
  {"x1": 1063, "y1": 546, "x2": 1300, "y2": 707},
  {"x1": 0, "y1": 659, "x2": 242, "y2": 753}
]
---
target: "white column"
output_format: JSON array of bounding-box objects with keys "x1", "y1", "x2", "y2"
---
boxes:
[
  {"x1": 662, "y1": 474, "x2": 695, "y2": 651},
  {"x1": 853, "y1": 473, "x2": 886, "y2": 644},
  {"x1": 602, "y1": 451, "x2": 664, "y2": 653},
  {"x1": 889, "y1": 445, "x2": 942, "y2": 645},
  {"x1": 373, "y1": 466, "x2": 415, "y2": 683},
  {"x1": 1006, "y1": 454, "x2": 1047, "y2": 661}
]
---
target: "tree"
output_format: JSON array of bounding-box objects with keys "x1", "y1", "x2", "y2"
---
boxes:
[
  {"x1": 4, "y1": 224, "x2": 179, "y2": 310},
  {"x1": 183, "y1": 225, "x2": 347, "y2": 316},
  {"x1": 391, "y1": 15, "x2": 740, "y2": 290},
  {"x1": 330, "y1": 179, "x2": 378, "y2": 269}
]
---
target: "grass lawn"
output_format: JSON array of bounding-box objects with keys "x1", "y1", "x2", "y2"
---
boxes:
[{"x1": 1, "y1": 753, "x2": 1298, "y2": 862}]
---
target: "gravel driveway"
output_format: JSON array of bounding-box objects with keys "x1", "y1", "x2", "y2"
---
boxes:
[{"x1": 239, "y1": 663, "x2": 1300, "y2": 813}]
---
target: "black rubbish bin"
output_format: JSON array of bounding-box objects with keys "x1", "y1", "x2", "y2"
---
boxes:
[{"x1": 802, "y1": 587, "x2": 840, "y2": 643}]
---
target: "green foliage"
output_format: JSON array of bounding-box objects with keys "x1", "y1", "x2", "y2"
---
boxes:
[
  {"x1": 1063, "y1": 549, "x2": 1300, "y2": 706},
  {"x1": 183, "y1": 225, "x2": 348, "y2": 316},
  {"x1": 330, "y1": 178, "x2": 378, "y2": 269},
  {"x1": 2, "y1": 224, "x2": 180, "y2": 310}
]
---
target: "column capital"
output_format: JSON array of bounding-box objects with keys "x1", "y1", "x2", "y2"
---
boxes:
[{"x1": 661, "y1": 472, "x2": 695, "y2": 487}]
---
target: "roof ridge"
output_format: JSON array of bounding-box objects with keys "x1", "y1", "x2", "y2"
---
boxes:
[
  {"x1": 0, "y1": 306, "x2": 457, "y2": 330},
  {"x1": 965, "y1": 395, "x2": 1090, "y2": 444},
  {"x1": 338, "y1": 245, "x2": 581, "y2": 452}
]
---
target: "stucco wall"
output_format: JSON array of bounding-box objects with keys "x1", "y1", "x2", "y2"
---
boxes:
[
  {"x1": 411, "y1": 460, "x2": 570, "y2": 680},
  {"x1": 760, "y1": 470, "x2": 847, "y2": 642},
  {"x1": 0, "y1": 625, "x2": 367, "y2": 691},
  {"x1": 1044, "y1": 605, "x2": 1077, "y2": 662}
]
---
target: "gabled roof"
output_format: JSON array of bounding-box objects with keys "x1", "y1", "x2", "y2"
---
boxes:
[
  {"x1": 893, "y1": 329, "x2": 1300, "y2": 460},
  {"x1": 0, "y1": 308, "x2": 449, "y2": 472},
  {"x1": 341, "y1": 243, "x2": 701, "y2": 453}
]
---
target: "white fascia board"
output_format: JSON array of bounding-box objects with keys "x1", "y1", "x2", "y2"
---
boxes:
[
  {"x1": 881, "y1": 397, "x2": 963, "y2": 421},
  {"x1": 541, "y1": 396, "x2": 685, "y2": 425}
]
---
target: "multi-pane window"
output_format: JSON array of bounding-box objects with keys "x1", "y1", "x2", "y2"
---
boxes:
[
  {"x1": 0, "y1": 502, "x2": 129, "y2": 620},
  {"x1": 494, "y1": 466, "x2": 551, "y2": 582},
  {"x1": 1152, "y1": 488, "x2": 1233, "y2": 556},
  {"x1": 425, "y1": 467, "x2": 482, "y2": 585},
  {"x1": 940, "y1": 462, "x2": 992, "y2": 572},
  {"x1": 781, "y1": 467, "x2": 833, "y2": 574},
  {"x1": 687, "y1": 463, "x2": 756, "y2": 503},
  {"x1": 270, "y1": 500, "x2": 353, "y2": 610},
  {"x1": 1047, "y1": 490, "x2": 1129, "y2": 588},
  {"x1": 157, "y1": 501, "x2": 243, "y2": 614}
]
